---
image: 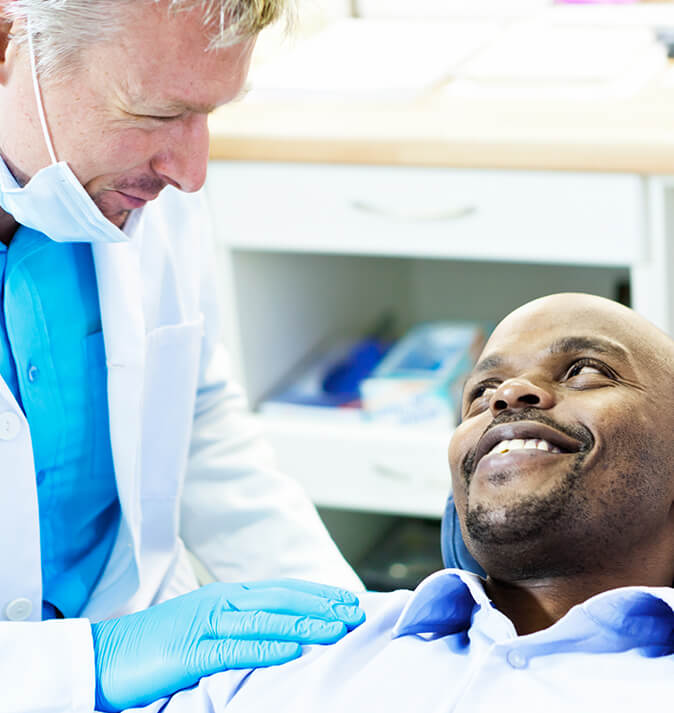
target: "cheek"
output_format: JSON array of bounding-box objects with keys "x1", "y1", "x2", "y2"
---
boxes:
[
  {"x1": 591, "y1": 398, "x2": 651, "y2": 446},
  {"x1": 101, "y1": 129, "x2": 156, "y2": 170},
  {"x1": 447, "y1": 426, "x2": 465, "y2": 473},
  {"x1": 582, "y1": 398, "x2": 664, "y2": 492},
  {"x1": 75, "y1": 129, "x2": 159, "y2": 185},
  {"x1": 448, "y1": 422, "x2": 477, "y2": 498}
]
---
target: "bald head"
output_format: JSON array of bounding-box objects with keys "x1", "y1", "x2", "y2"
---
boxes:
[
  {"x1": 486, "y1": 293, "x2": 674, "y2": 382},
  {"x1": 449, "y1": 293, "x2": 674, "y2": 587}
]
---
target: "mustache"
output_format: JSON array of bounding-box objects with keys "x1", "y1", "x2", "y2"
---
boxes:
[
  {"x1": 113, "y1": 175, "x2": 166, "y2": 195},
  {"x1": 461, "y1": 407, "x2": 595, "y2": 485}
]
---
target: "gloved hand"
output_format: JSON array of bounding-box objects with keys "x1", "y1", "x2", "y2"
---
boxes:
[{"x1": 91, "y1": 579, "x2": 365, "y2": 711}]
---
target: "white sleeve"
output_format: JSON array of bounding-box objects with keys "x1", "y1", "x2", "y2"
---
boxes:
[
  {"x1": 1, "y1": 619, "x2": 95, "y2": 713},
  {"x1": 178, "y1": 194, "x2": 363, "y2": 591}
]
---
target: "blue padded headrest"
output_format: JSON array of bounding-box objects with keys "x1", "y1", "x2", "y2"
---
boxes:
[{"x1": 440, "y1": 494, "x2": 485, "y2": 576}]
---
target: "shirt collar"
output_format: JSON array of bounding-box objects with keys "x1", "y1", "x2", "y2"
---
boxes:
[
  {"x1": 392, "y1": 569, "x2": 486, "y2": 638},
  {"x1": 580, "y1": 586, "x2": 674, "y2": 648},
  {"x1": 0, "y1": 156, "x2": 19, "y2": 191},
  {"x1": 392, "y1": 568, "x2": 674, "y2": 647},
  {"x1": 0, "y1": 158, "x2": 17, "y2": 255}
]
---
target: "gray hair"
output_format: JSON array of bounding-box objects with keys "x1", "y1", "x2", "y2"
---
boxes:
[{"x1": 3, "y1": 0, "x2": 291, "y2": 79}]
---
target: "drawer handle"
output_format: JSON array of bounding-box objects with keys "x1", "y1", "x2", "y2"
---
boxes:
[
  {"x1": 374, "y1": 463, "x2": 450, "y2": 489},
  {"x1": 350, "y1": 200, "x2": 477, "y2": 223},
  {"x1": 373, "y1": 463, "x2": 414, "y2": 483}
]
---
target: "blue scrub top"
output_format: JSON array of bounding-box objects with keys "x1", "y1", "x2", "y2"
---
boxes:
[{"x1": 0, "y1": 226, "x2": 120, "y2": 619}]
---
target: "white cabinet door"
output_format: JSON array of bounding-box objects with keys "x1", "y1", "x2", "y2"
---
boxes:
[
  {"x1": 260, "y1": 416, "x2": 452, "y2": 518},
  {"x1": 208, "y1": 162, "x2": 643, "y2": 266}
]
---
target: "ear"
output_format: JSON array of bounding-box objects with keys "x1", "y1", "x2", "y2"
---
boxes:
[{"x1": 0, "y1": 17, "x2": 12, "y2": 85}]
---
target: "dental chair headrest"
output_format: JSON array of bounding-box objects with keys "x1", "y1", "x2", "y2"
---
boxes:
[{"x1": 440, "y1": 494, "x2": 485, "y2": 576}]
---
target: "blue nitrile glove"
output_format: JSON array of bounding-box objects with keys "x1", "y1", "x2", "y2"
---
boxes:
[{"x1": 91, "y1": 579, "x2": 365, "y2": 711}]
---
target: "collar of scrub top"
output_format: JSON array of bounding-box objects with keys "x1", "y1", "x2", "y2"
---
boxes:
[{"x1": 391, "y1": 568, "x2": 674, "y2": 653}]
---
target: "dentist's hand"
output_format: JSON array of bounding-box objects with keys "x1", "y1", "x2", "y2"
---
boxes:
[{"x1": 91, "y1": 579, "x2": 365, "y2": 711}]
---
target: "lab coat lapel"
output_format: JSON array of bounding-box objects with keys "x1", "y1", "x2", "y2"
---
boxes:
[{"x1": 91, "y1": 238, "x2": 145, "y2": 535}]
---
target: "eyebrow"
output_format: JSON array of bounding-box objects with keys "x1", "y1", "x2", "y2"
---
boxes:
[
  {"x1": 147, "y1": 100, "x2": 218, "y2": 115},
  {"x1": 472, "y1": 335, "x2": 628, "y2": 375},
  {"x1": 548, "y1": 335, "x2": 628, "y2": 360},
  {"x1": 472, "y1": 354, "x2": 505, "y2": 374},
  {"x1": 133, "y1": 83, "x2": 251, "y2": 116}
]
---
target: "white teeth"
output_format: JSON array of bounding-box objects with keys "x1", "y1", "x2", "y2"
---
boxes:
[{"x1": 488, "y1": 438, "x2": 562, "y2": 455}]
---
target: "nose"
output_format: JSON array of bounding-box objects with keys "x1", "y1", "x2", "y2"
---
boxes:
[
  {"x1": 150, "y1": 113, "x2": 210, "y2": 193},
  {"x1": 489, "y1": 377, "x2": 555, "y2": 417}
]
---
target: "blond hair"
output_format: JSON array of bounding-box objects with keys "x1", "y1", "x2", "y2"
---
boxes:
[{"x1": 4, "y1": 0, "x2": 290, "y2": 79}]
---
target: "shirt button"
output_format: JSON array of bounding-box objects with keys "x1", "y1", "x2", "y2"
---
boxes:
[
  {"x1": 0, "y1": 412, "x2": 20, "y2": 440},
  {"x1": 506, "y1": 649, "x2": 528, "y2": 669},
  {"x1": 5, "y1": 598, "x2": 32, "y2": 621},
  {"x1": 36, "y1": 470, "x2": 46, "y2": 486},
  {"x1": 27, "y1": 364, "x2": 39, "y2": 383}
]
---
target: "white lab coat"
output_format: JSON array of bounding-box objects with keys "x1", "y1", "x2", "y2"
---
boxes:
[{"x1": 0, "y1": 188, "x2": 362, "y2": 713}]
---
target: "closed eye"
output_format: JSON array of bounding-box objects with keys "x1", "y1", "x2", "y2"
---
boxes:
[
  {"x1": 127, "y1": 110, "x2": 185, "y2": 123},
  {"x1": 145, "y1": 114, "x2": 183, "y2": 122}
]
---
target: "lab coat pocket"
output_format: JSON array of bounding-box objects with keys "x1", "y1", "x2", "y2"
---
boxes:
[{"x1": 140, "y1": 316, "x2": 204, "y2": 497}]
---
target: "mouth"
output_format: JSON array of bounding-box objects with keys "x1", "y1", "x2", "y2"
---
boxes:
[
  {"x1": 473, "y1": 421, "x2": 585, "y2": 470},
  {"x1": 114, "y1": 190, "x2": 161, "y2": 209}
]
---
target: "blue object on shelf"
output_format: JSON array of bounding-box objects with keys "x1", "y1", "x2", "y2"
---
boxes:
[
  {"x1": 322, "y1": 338, "x2": 391, "y2": 400},
  {"x1": 360, "y1": 322, "x2": 490, "y2": 428}
]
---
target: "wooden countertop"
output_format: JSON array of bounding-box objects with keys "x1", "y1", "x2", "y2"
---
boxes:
[{"x1": 208, "y1": 73, "x2": 674, "y2": 174}]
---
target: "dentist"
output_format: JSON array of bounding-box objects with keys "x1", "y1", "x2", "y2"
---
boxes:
[{"x1": 0, "y1": 1, "x2": 363, "y2": 711}]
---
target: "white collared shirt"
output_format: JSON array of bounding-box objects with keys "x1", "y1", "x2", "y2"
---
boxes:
[{"x1": 134, "y1": 569, "x2": 674, "y2": 713}]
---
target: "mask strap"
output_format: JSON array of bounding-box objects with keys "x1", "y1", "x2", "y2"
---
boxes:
[{"x1": 27, "y1": 18, "x2": 58, "y2": 165}]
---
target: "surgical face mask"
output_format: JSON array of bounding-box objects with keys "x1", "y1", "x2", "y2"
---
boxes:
[{"x1": 0, "y1": 23, "x2": 134, "y2": 243}]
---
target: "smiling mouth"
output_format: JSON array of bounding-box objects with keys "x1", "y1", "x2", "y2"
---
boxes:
[
  {"x1": 486, "y1": 438, "x2": 563, "y2": 456},
  {"x1": 473, "y1": 420, "x2": 586, "y2": 470}
]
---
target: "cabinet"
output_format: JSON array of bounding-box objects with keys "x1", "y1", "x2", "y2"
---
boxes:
[{"x1": 205, "y1": 161, "x2": 672, "y2": 519}]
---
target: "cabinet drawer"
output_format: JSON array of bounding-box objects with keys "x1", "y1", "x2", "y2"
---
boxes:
[
  {"x1": 259, "y1": 415, "x2": 452, "y2": 518},
  {"x1": 207, "y1": 162, "x2": 643, "y2": 266}
]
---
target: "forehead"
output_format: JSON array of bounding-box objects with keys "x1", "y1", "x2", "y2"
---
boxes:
[
  {"x1": 474, "y1": 331, "x2": 630, "y2": 375},
  {"x1": 472, "y1": 301, "x2": 645, "y2": 376},
  {"x1": 86, "y1": 3, "x2": 253, "y2": 108}
]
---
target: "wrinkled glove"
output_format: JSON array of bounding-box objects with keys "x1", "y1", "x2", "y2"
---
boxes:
[{"x1": 91, "y1": 579, "x2": 365, "y2": 711}]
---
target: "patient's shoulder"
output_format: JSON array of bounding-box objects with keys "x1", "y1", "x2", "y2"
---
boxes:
[
  {"x1": 153, "y1": 589, "x2": 416, "y2": 713},
  {"x1": 357, "y1": 588, "x2": 413, "y2": 620}
]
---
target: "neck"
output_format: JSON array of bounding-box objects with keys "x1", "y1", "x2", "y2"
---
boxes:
[
  {"x1": 0, "y1": 150, "x2": 28, "y2": 246},
  {"x1": 484, "y1": 574, "x2": 607, "y2": 635},
  {"x1": 472, "y1": 501, "x2": 674, "y2": 635},
  {"x1": 0, "y1": 206, "x2": 17, "y2": 246},
  {"x1": 484, "y1": 563, "x2": 674, "y2": 636}
]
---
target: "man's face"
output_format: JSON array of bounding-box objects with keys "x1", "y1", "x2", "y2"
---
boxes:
[
  {"x1": 449, "y1": 294, "x2": 674, "y2": 581},
  {"x1": 0, "y1": 2, "x2": 255, "y2": 227}
]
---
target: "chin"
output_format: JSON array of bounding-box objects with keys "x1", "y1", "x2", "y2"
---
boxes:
[
  {"x1": 91, "y1": 191, "x2": 129, "y2": 228},
  {"x1": 472, "y1": 540, "x2": 589, "y2": 581},
  {"x1": 464, "y1": 450, "x2": 589, "y2": 544},
  {"x1": 463, "y1": 480, "x2": 597, "y2": 580},
  {"x1": 101, "y1": 208, "x2": 130, "y2": 229},
  {"x1": 465, "y1": 498, "x2": 562, "y2": 547}
]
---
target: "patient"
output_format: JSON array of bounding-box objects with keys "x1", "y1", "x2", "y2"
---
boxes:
[{"x1": 136, "y1": 293, "x2": 674, "y2": 712}]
